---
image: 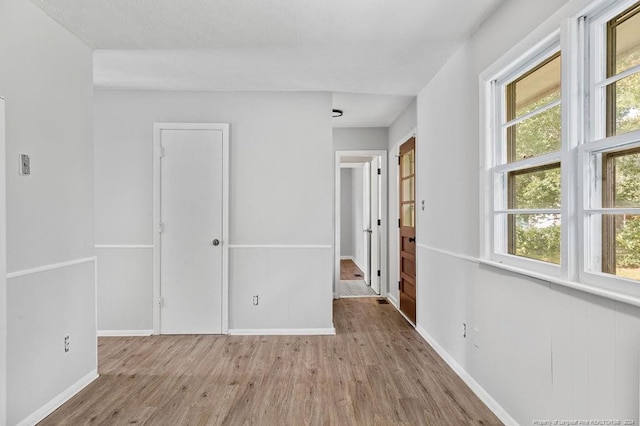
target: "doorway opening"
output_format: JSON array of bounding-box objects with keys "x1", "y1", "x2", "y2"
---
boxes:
[{"x1": 334, "y1": 151, "x2": 387, "y2": 299}]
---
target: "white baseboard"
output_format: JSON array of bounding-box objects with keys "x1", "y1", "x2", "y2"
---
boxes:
[
  {"x1": 352, "y1": 258, "x2": 365, "y2": 273},
  {"x1": 414, "y1": 325, "x2": 518, "y2": 426},
  {"x1": 229, "y1": 328, "x2": 336, "y2": 336},
  {"x1": 97, "y1": 329, "x2": 153, "y2": 337},
  {"x1": 387, "y1": 294, "x2": 399, "y2": 308},
  {"x1": 17, "y1": 369, "x2": 98, "y2": 426},
  {"x1": 340, "y1": 256, "x2": 354, "y2": 260}
]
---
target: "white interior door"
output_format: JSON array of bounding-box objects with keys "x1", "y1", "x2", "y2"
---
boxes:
[
  {"x1": 370, "y1": 156, "x2": 381, "y2": 294},
  {"x1": 160, "y1": 128, "x2": 223, "y2": 334},
  {"x1": 363, "y1": 162, "x2": 371, "y2": 284}
]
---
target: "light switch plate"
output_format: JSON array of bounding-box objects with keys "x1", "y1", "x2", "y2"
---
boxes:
[{"x1": 19, "y1": 154, "x2": 30, "y2": 175}]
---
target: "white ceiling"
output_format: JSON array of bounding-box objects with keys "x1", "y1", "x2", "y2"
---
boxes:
[{"x1": 32, "y1": 0, "x2": 505, "y2": 126}]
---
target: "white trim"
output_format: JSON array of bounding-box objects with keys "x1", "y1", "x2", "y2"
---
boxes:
[
  {"x1": 595, "y1": 63, "x2": 640, "y2": 88},
  {"x1": 335, "y1": 150, "x2": 388, "y2": 301},
  {"x1": 16, "y1": 370, "x2": 98, "y2": 426},
  {"x1": 387, "y1": 294, "x2": 399, "y2": 309},
  {"x1": 153, "y1": 123, "x2": 230, "y2": 335},
  {"x1": 417, "y1": 244, "x2": 480, "y2": 264},
  {"x1": 97, "y1": 330, "x2": 154, "y2": 337},
  {"x1": 6, "y1": 257, "x2": 96, "y2": 279},
  {"x1": 228, "y1": 244, "x2": 332, "y2": 249},
  {"x1": 502, "y1": 98, "x2": 562, "y2": 128},
  {"x1": 351, "y1": 257, "x2": 366, "y2": 275},
  {"x1": 340, "y1": 295, "x2": 378, "y2": 299},
  {"x1": 340, "y1": 255, "x2": 354, "y2": 260},
  {"x1": 95, "y1": 244, "x2": 153, "y2": 249},
  {"x1": 229, "y1": 328, "x2": 336, "y2": 336},
  {"x1": 414, "y1": 326, "x2": 518, "y2": 426},
  {"x1": 94, "y1": 258, "x2": 98, "y2": 370}
]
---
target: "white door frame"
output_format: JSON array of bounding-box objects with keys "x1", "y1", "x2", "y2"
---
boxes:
[
  {"x1": 152, "y1": 123, "x2": 230, "y2": 334},
  {"x1": 334, "y1": 150, "x2": 387, "y2": 298},
  {"x1": 0, "y1": 97, "x2": 7, "y2": 425}
]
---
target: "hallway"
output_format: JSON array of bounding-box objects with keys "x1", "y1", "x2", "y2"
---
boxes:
[{"x1": 41, "y1": 299, "x2": 501, "y2": 425}]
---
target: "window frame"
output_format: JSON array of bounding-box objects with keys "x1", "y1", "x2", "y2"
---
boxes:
[
  {"x1": 578, "y1": 0, "x2": 640, "y2": 299},
  {"x1": 480, "y1": 0, "x2": 640, "y2": 305},
  {"x1": 488, "y1": 39, "x2": 564, "y2": 277}
]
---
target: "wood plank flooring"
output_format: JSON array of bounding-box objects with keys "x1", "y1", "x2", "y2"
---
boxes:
[
  {"x1": 40, "y1": 299, "x2": 502, "y2": 425},
  {"x1": 340, "y1": 259, "x2": 365, "y2": 280}
]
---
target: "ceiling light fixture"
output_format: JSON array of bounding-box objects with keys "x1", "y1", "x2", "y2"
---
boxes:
[{"x1": 332, "y1": 109, "x2": 343, "y2": 118}]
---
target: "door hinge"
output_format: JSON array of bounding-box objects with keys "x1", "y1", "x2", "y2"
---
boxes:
[
  {"x1": 398, "y1": 281, "x2": 401, "y2": 290},
  {"x1": 377, "y1": 168, "x2": 381, "y2": 175},
  {"x1": 398, "y1": 218, "x2": 401, "y2": 228},
  {"x1": 377, "y1": 219, "x2": 381, "y2": 226},
  {"x1": 158, "y1": 297, "x2": 164, "y2": 307},
  {"x1": 158, "y1": 222, "x2": 165, "y2": 233},
  {"x1": 159, "y1": 146, "x2": 165, "y2": 158},
  {"x1": 377, "y1": 269, "x2": 381, "y2": 277},
  {"x1": 398, "y1": 156, "x2": 401, "y2": 165}
]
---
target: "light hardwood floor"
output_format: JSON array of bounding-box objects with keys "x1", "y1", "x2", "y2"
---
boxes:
[
  {"x1": 40, "y1": 299, "x2": 502, "y2": 425},
  {"x1": 340, "y1": 259, "x2": 365, "y2": 281}
]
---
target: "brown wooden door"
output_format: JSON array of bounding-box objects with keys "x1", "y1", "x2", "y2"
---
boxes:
[{"x1": 399, "y1": 137, "x2": 416, "y2": 324}]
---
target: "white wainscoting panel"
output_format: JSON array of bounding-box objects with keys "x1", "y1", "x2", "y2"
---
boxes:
[
  {"x1": 95, "y1": 246, "x2": 153, "y2": 332},
  {"x1": 7, "y1": 260, "x2": 96, "y2": 425},
  {"x1": 229, "y1": 246, "x2": 333, "y2": 331}
]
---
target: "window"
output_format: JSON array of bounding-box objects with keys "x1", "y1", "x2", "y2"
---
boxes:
[
  {"x1": 483, "y1": 0, "x2": 640, "y2": 300},
  {"x1": 491, "y1": 48, "x2": 563, "y2": 273},
  {"x1": 583, "y1": 0, "x2": 640, "y2": 286}
]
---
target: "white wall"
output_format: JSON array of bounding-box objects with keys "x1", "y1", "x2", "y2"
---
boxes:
[
  {"x1": 340, "y1": 168, "x2": 354, "y2": 257},
  {"x1": 333, "y1": 127, "x2": 388, "y2": 151},
  {"x1": 0, "y1": 0, "x2": 95, "y2": 423},
  {"x1": 0, "y1": 95, "x2": 6, "y2": 426},
  {"x1": 413, "y1": 0, "x2": 640, "y2": 424},
  {"x1": 94, "y1": 90, "x2": 334, "y2": 333},
  {"x1": 387, "y1": 99, "x2": 417, "y2": 305},
  {"x1": 351, "y1": 166, "x2": 365, "y2": 271}
]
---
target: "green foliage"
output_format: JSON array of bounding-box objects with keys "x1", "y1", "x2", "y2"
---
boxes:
[
  {"x1": 615, "y1": 50, "x2": 640, "y2": 135},
  {"x1": 514, "y1": 97, "x2": 561, "y2": 160},
  {"x1": 509, "y1": 50, "x2": 640, "y2": 269},
  {"x1": 514, "y1": 216, "x2": 561, "y2": 264},
  {"x1": 617, "y1": 216, "x2": 640, "y2": 268}
]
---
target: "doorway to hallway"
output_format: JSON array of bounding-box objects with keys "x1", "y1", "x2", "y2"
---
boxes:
[{"x1": 334, "y1": 150, "x2": 388, "y2": 300}]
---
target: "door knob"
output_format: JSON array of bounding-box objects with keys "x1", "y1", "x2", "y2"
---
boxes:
[
  {"x1": 212, "y1": 239, "x2": 220, "y2": 246},
  {"x1": 409, "y1": 237, "x2": 416, "y2": 243},
  {"x1": 364, "y1": 229, "x2": 373, "y2": 233}
]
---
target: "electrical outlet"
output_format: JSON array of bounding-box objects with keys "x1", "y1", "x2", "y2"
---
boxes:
[
  {"x1": 19, "y1": 154, "x2": 30, "y2": 175},
  {"x1": 472, "y1": 327, "x2": 480, "y2": 349},
  {"x1": 64, "y1": 335, "x2": 70, "y2": 353},
  {"x1": 252, "y1": 295, "x2": 259, "y2": 306}
]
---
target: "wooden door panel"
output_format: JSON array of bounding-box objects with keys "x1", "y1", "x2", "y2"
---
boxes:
[
  {"x1": 401, "y1": 257, "x2": 415, "y2": 277},
  {"x1": 399, "y1": 137, "x2": 416, "y2": 324}
]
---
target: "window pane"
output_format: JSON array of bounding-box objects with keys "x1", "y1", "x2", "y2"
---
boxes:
[
  {"x1": 401, "y1": 203, "x2": 414, "y2": 227},
  {"x1": 402, "y1": 177, "x2": 414, "y2": 202},
  {"x1": 509, "y1": 165, "x2": 561, "y2": 209},
  {"x1": 509, "y1": 214, "x2": 561, "y2": 264},
  {"x1": 601, "y1": 214, "x2": 640, "y2": 281},
  {"x1": 507, "y1": 104, "x2": 561, "y2": 161},
  {"x1": 402, "y1": 150, "x2": 414, "y2": 176},
  {"x1": 606, "y1": 71, "x2": 640, "y2": 136},
  {"x1": 508, "y1": 54, "x2": 561, "y2": 119},
  {"x1": 604, "y1": 149, "x2": 640, "y2": 208},
  {"x1": 609, "y1": 3, "x2": 640, "y2": 76}
]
